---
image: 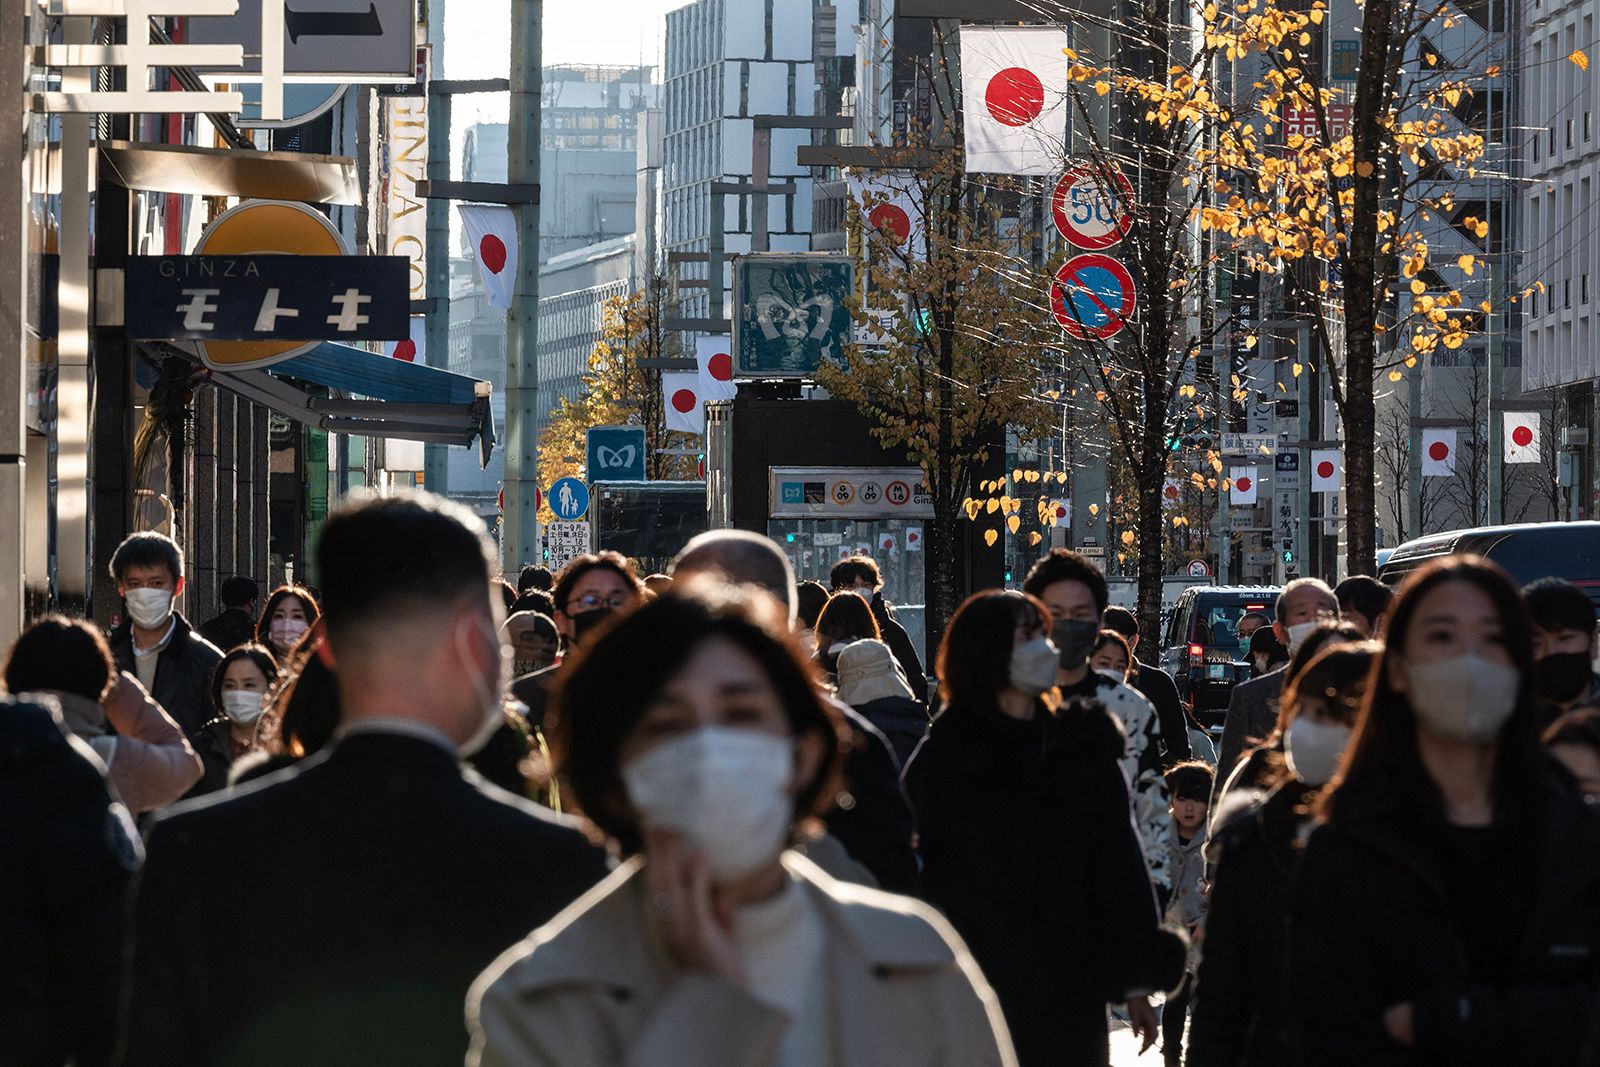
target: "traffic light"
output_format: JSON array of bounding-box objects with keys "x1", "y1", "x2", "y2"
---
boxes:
[
  {"x1": 785, "y1": 533, "x2": 796, "y2": 543},
  {"x1": 1282, "y1": 543, "x2": 1295, "y2": 565}
]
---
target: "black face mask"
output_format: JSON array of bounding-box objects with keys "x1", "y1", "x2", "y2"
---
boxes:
[
  {"x1": 1052, "y1": 618, "x2": 1101, "y2": 669},
  {"x1": 1535, "y1": 651, "x2": 1594, "y2": 703},
  {"x1": 569, "y1": 607, "x2": 615, "y2": 646}
]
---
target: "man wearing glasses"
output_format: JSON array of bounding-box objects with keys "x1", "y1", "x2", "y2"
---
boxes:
[{"x1": 510, "y1": 552, "x2": 645, "y2": 726}]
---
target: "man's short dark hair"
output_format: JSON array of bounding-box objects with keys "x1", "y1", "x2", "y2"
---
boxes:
[
  {"x1": 552, "y1": 551, "x2": 643, "y2": 613},
  {"x1": 492, "y1": 577, "x2": 517, "y2": 614},
  {"x1": 316, "y1": 491, "x2": 495, "y2": 639},
  {"x1": 1335, "y1": 575, "x2": 1394, "y2": 627},
  {"x1": 513, "y1": 588, "x2": 556, "y2": 618},
  {"x1": 1021, "y1": 549, "x2": 1109, "y2": 614},
  {"x1": 4, "y1": 615, "x2": 116, "y2": 702},
  {"x1": 1102, "y1": 605, "x2": 1138, "y2": 639},
  {"x1": 829, "y1": 555, "x2": 883, "y2": 592},
  {"x1": 518, "y1": 565, "x2": 553, "y2": 594},
  {"x1": 1524, "y1": 577, "x2": 1598, "y2": 637},
  {"x1": 220, "y1": 576, "x2": 259, "y2": 609},
  {"x1": 109, "y1": 531, "x2": 183, "y2": 584}
]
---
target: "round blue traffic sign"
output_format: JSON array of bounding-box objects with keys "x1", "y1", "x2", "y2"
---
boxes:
[
  {"x1": 548, "y1": 477, "x2": 590, "y2": 520},
  {"x1": 1050, "y1": 253, "x2": 1137, "y2": 340}
]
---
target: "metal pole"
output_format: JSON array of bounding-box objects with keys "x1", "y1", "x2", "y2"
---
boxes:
[
  {"x1": 503, "y1": 0, "x2": 542, "y2": 570},
  {"x1": 0, "y1": 0, "x2": 24, "y2": 644},
  {"x1": 1487, "y1": 256, "x2": 1504, "y2": 523},
  {"x1": 1407, "y1": 352, "x2": 1422, "y2": 537},
  {"x1": 1214, "y1": 350, "x2": 1230, "y2": 583},
  {"x1": 425, "y1": 82, "x2": 452, "y2": 496},
  {"x1": 1296, "y1": 324, "x2": 1311, "y2": 577}
]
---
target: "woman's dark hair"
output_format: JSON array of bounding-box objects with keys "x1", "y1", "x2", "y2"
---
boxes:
[
  {"x1": 815, "y1": 593, "x2": 881, "y2": 647},
  {"x1": 1320, "y1": 555, "x2": 1552, "y2": 827},
  {"x1": 258, "y1": 622, "x2": 341, "y2": 759},
  {"x1": 209, "y1": 644, "x2": 279, "y2": 715},
  {"x1": 1249, "y1": 626, "x2": 1289, "y2": 671},
  {"x1": 1093, "y1": 630, "x2": 1132, "y2": 667},
  {"x1": 551, "y1": 551, "x2": 643, "y2": 613},
  {"x1": 513, "y1": 588, "x2": 556, "y2": 619},
  {"x1": 255, "y1": 584, "x2": 321, "y2": 649},
  {"x1": 936, "y1": 589, "x2": 1054, "y2": 718},
  {"x1": 3, "y1": 615, "x2": 116, "y2": 702},
  {"x1": 795, "y1": 580, "x2": 830, "y2": 629},
  {"x1": 829, "y1": 555, "x2": 882, "y2": 591},
  {"x1": 1282, "y1": 621, "x2": 1366, "y2": 695},
  {"x1": 1254, "y1": 641, "x2": 1379, "y2": 789},
  {"x1": 1523, "y1": 577, "x2": 1598, "y2": 637},
  {"x1": 549, "y1": 582, "x2": 846, "y2": 856}
]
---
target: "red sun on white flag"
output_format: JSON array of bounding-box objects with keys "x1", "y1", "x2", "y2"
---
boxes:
[
  {"x1": 867, "y1": 203, "x2": 912, "y2": 242},
  {"x1": 479, "y1": 235, "x2": 507, "y2": 274},
  {"x1": 985, "y1": 67, "x2": 1046, "y2": 126},
  {"x1": 960, "y1": 26, "x2": 1071, "y2": 175}
]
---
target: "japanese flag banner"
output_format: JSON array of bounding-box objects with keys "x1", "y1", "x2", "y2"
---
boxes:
[
  {"x1": 1310, "y1": 450, "x2": 1342, "y2": 493},
  {"x1": 457, "y1": 204, "x2": 517, "y2": 309},
  {"x1": 1162, "y1": 477, "x2": 1183, "y2": 506},
  {"x1": 959, "y1": 25, "x2": 1072, "y2": 175},
  {"x1": 663, "y1": 372, "x2": 704, "y2": 434},
  {"x1": 383, "y1": 315, "x2": 426, "y2": 363},
  {"x1": 847, "y1": 171, "x2": 925, "y2": 261},
  {"x1": 695, "y1": 336, "x2": 738, "y2": 402},
  {"x1": 1229, "y1": 467, "x2": 1258, "y2": 506},
  {"x1": 1504, "y1": 412, "x2": 1541, "y2": 463},
  {"x1": 1421, "y1": 428, "x2": 1457, "y2": 476}
]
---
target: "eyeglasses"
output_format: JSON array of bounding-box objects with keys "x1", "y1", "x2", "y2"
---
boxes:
[{"x1": 571, "y1": 593, "x2": 631, "y2": 612}]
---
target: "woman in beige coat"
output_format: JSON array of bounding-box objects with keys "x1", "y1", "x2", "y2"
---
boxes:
[{"x1": 467, "y1": 581, "x2": 1015, "y2": 1067}]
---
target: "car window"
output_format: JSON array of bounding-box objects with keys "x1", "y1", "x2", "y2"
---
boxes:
[{"x1": 1197, "y1": 598, "x2": 1276, "y2": 659}]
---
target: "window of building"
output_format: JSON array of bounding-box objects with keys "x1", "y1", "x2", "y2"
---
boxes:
[
  {"x1": 1567, "y1": 118, "x2": 1575, "y2": 149},
  {"x1": 1565, "y1": 278, "x2": 1572, "y2": 309}
]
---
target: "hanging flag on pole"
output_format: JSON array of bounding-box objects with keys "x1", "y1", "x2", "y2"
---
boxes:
[
  {"x1": 847, "y1": 172, "x2": 925, "y2": 261},
  {"x1": 1421, "y1": 428, "x2": 1457, "y2": 476},
  {"x1": 663, "y1": 372, "x2": 704, "y2": 434},
  {"x1": 457, "y1": 204, "x2": 518, "y2": 309},
  {"x1": 1504, "y1": 412, "x2": 1541, "y2": 463},
  {"x1": 695, "y1": 336, "x2": 738, "y2": 402},
  {"x1": 958, "y1": 25, "x2": 1072, "y2": 175},
  {"x1": 1310, "y1": 450, "x2": 1342, "y2": 493},
  {"x1": 383, "y1": 315, "x2": 426, "y2": 363},
  {"x1": 1229, "y1": 466, "x2": 1258, "y2": 505}
]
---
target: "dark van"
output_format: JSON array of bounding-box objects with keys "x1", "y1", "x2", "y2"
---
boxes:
[
  {"x1": 1376, "y1": 522, "x2": 1600, "y2": 607},
  {"x1": 1159, "y1": 585, "x2": 1280, "y2": 721}
]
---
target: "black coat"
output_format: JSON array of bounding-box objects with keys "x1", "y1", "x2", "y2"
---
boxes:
[
  {"x1": 1188, "y1": 779, "x2": 1316, "y2": 1067},
  {"x1": 871, "y1": 595, "x2": 929, "y2": 704},
  {"x1": 1, "y1": 697, "x2": 140, "y2": 1067},
  {"x1": 822, "y1": 700, "x2": 921, "y2": 896},
  {"x1": 118, "y1": 730, "x2": 610, "y2": 1066},
  {"x1": 108, "y1": 612, "x2": 223, "y2": 737},
  {"x1": 853, "y1": 693, "x2": 930, "y2": 770},
  {"x1": 1290, "y1": 782, "x2": 1600, "y2": 1067},
  {"x1": 1130, "y1": 659, "x2": 1192, "y2": 764},
  {"x1": 196, "y1": 607, "x2": 258, "y2": 653},
  {"x1": 903, "y1": 699, "x2": 1187, "y2": 1067}
]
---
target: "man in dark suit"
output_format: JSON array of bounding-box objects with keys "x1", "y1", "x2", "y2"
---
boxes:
[
  {"x1": 197, "y1": 575, "x2": 260, "y2": 652},
  {"x1": 1212, "y1": 577, "x2": 1339, "y2": 804},
  {"x1": 118, "y1": 491, "x2": 609, "y2": 1066}
]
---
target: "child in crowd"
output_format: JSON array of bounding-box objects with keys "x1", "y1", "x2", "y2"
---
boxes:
[{"x1": 1161, "y1": 760, "x2": 1214, "y2": 1067}]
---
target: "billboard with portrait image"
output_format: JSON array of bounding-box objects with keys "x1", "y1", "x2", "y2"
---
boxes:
[{"x1": 733, "y1": 253, "x2": 855, "y2": 378}]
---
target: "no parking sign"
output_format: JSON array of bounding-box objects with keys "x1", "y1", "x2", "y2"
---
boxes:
[{"x1": 1050, "y1": 254, "x2": 1137, "y2": 341}]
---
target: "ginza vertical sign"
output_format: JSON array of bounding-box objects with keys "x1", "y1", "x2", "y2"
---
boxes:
[
  {"x1": 384, "y1": 95, "x2": 428, "y2": 302},
  {"x1": 124, "y1": 255, "x2": 409, "y2": 340}
]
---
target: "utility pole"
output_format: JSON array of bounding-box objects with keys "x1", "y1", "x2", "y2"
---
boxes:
[
  {"x1": 424, "y1": 1, "x2": 451, "y2": 497},
  {"x1": 503, "y1": 0, "x2": 542, "y2": 569}
]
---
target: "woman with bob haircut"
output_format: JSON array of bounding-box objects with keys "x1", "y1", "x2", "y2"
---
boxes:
[
  {"x1": 466, "y1": 581, "x2": 1016, "y2": 1066},
  {"x1": 903, "y1": 589, "x2": 1185, "y2": 1067},
  {"x1": 1189, "y1": 640, "x2": 1378, "y2": 1067},
  {"x1": 1289, "y1": 556, "x2": 1600, "y2": 1065}
]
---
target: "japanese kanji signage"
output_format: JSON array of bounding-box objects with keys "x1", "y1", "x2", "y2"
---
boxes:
[{"x1": 125, "y1": 255, "x2": 409, "y2": 342}]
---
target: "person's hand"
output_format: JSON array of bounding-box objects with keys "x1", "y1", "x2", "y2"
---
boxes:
[
  {"x1": 101, "y1": 671, "x2": 151, "y2": 732},
  {"x1": 1383, "y1": 1002, "x2": 1415, "y2": 1047},
  {"x1": 1127, "y1": 995, "x2": 1159, "y2": 1053},
  {"x1": 644, "y1": 827, "x2": 745, "y2": 986}
]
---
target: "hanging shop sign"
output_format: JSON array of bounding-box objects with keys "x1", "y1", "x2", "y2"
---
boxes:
[{"x1": 769, "y1": 466, "x2": 934, "y2": 519}]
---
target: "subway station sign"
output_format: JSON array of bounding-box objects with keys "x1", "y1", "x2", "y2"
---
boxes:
[
  {"x1": 125, "y1": 255, "x2": 409, "y2": 342},
  {"x1": 769, "y1": 466, "x2": 934, "y2": 519}
]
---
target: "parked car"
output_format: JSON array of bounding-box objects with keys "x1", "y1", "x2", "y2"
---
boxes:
[
  {"x1": 1377, "y1": 522, "x2": 1600, "y2": 606},
  {"x1": 1158, "y1": 585, "x2": 1281, "y2": 725}
]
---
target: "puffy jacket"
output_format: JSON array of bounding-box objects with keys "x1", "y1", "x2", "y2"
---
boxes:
[
  {"x1": 1290, "y1": 780, "x2": 1600, "y2": 1066},
  {"x1": 0, "y1": 696, "x2": 140, "y2": 1067},
  {"x1": 108, "y1": 612, "x2": 223, "y2": 738},
  {"x1": 1188, "y1": 780, "x2": 1316, "y2": 1067},
  {"x1": 28, "y1": 683, "x2": 202, "y2": 813},
  {"x1": 904, "y1": 697, "x2": 1186, "y2": 1066}
]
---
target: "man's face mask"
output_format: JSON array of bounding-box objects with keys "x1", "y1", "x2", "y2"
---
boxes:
[
  {"x1": 1051, "y1": 618, "x2": 1101, "y2": 669},
  {"x1": 570, "y1": 606, "x2": 614, "y2": 646}
]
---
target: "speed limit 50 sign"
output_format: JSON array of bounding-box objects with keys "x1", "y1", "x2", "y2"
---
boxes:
[{"x1": 1051, "y1": 165, "x2": 1135, "y2": 250}]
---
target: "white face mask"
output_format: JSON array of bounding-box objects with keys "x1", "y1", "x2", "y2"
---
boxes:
[
  {"x1": 220, "y1": 689, "x2": 266, "y2": 727},
  {"x1": 1284, "y1": 716, "x2": 1352, "y2": 786},
  {"x1": 1403, "y1": 653, "x2": 1521, "y2": 743},
  {"x1": 1095, "y1": 667, "x2": 1127, "y2": 684},
  {"x1": 269, "y1": 617, "x2": 309, "y2": 650},
  {"x1": 622, "y1": 726, "x2": 795, "y2": 883},
  {"x1": 1284, "y1": 620, "x2": 1320, "y2": 654},
  {"x1": 845, "y1": 586, "x2": 873, "y2": 600},
  {"x1": 457, "y1": 618, "x2": 509, "y2": 755},
  {"x1": 1009, "y1": 635, "x2": 1061, "y2": 696},
  {"x1": 125, "y1": 587, "x2": 174, "y2": 630}
]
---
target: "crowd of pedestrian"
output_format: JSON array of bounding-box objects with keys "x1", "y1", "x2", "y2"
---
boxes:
[{"x1": 5, "y1": 486, "x2": 1600, "y2": 1067}]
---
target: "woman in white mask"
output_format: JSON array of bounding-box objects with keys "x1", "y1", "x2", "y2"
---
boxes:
[
  {"x1": 189, "y1": 644, "x2": 279, "y2": 794},
  {"x1": 1189, "y1": 640, "x2": 1376, "y2": 1066},
  {"x1": 254, "y1": 584, "x2": 320, "y2": 665},
  {"x1": 1289, "y1": 556, "x2": 1600, "y2": 1064},
  {"x1": 902, "y1": 590, "x2": 1186, "y2": 1066},
  {"x1": 467, "y1": 580, "x2": 1015, "y2": 1067}
]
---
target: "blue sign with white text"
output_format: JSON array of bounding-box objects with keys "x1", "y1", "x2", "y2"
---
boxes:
[
  {"x1": 548, "y1": 477, "x2": 590, "y2": 520},
  {"x1": 586, "y1": 425, "x2": 647, "y2": 482}
]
